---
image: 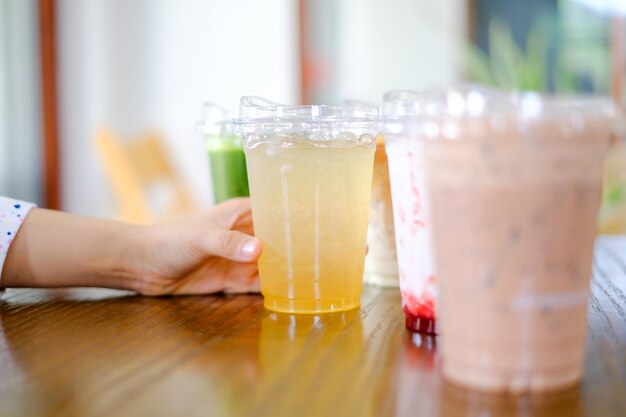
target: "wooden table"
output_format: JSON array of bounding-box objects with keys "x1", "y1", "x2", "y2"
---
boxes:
[{"x1": 1, "y1": 237, "x2": 625, "y2": 417}]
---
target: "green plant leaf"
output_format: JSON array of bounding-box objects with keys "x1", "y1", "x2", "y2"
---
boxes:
[
  {"x1": 463, "y1": 42, "x2": 495, "y2": 86},
  {"x1": 488, "y1": 19, "x2": 527, "y2": 90},
  {"x1": 554, "y1": 51, "x2": 579, "y2": 93},
  {"x1": 523, "y1": 17, "x2": 549, "y2": 91},
  {"x1": 607, "y1": 186, "x2": 625, "y2": 206}
]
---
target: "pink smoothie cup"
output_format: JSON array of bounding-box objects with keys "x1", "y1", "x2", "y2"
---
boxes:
[
  {"x1": 379, "y1": 90, "x2": 437, "y2": 334},
  {"x1": 402, "y1": 85, "x2": 620, "y2": 393}
]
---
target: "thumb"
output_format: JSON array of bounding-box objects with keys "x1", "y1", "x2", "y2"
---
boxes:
[{"x1": 204, "y1": 229, "x2": 263, "y2": 263}]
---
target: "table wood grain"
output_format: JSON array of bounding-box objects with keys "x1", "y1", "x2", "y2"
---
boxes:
[{"x1": 0, "y1": 237, "x2": 625, "y2": 417}]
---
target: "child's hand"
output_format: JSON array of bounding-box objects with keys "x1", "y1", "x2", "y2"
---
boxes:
[{"x1": 129, "y1": 198, "x2": 262, "y2": 296}]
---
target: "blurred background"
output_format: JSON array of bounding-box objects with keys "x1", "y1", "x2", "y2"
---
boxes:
[{"x1": 0, "y1": 0, "x2": 625, "y2": 230}]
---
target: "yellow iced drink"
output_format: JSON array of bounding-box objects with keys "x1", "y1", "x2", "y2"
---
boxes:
[
  {"x1": 236, "y1": 96, "x2": 378, "y2": 314},
  {"x1": 246, "y1": 142, "x2": 374, "y2": 313}
]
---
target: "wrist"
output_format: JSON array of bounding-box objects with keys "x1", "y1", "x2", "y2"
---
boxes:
[{"x1": 109, "y1": 223, "x2": 148, "y2": 292}]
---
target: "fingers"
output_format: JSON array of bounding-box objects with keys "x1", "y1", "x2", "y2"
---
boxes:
[
  {"x1": 223, "y1": 272, "x2": 261, "y2": 294},
  {"x1": 203, "y1": 229, "x2": 263, "y2": 263},
  {"x1": 210, "y1": 198, "x2": 252, "y2": 229},
  {"x1": 164, "y1": 259, "x2": 261, "y2": 295},
  {"x1": 232, "y1": 211, "x2": 254, "y2": 234}
]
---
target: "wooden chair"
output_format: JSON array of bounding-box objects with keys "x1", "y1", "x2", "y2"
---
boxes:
[{"x1": 94, "y1": 129, "x2": 197, "y2": 224}]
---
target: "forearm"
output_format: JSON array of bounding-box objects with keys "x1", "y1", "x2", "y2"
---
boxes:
[{"x1": 1, "y1": 209, "x2": 141, "y2": 290}]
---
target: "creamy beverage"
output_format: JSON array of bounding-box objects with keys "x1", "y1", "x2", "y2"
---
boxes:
[
  {"x1": 419, "y1": 87, "x2": 616, "y2": 392},
  {"x1": 382, "y1": 90, "x2": 437, "y2": 334},
  {"x1": 424, "y1": 86, "x2": 612, "y2": 392},
  {"x1": 363, "y1": 136, "x2": 399, "y2": 287}
]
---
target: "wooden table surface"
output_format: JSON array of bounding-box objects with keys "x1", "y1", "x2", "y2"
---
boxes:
[{"x1": 0, "y1": 237, "x2": 625, "y2": 417}]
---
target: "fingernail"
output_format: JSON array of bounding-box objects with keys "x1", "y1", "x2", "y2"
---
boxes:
[{"x1": 241, "y1": 239, "x2": 257, "y2": 258}]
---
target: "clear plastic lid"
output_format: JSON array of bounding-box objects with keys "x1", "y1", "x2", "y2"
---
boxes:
[
  {"x1": 379, "y1": 85, "x2": 621, "y2": 138},
  {"x1": 233, "y1": 96, "x2": 379, "y2": 137},
  {"x1": 198, "y1": 102, "x2": 233, "y2": 137}
]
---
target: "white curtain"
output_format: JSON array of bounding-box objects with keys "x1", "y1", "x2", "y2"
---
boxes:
[{"x1": 0, "y1": 0, "x2": 43, "y2": 204}]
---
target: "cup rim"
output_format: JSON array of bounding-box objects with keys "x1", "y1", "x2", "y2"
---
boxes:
[
  {"x1": 378, "y1": 84, "x2": 623, "y2": 135},
  {"x1": 233, "y1": 96, "x2": 379, "y2": 134},
  {"x1": 197, "y1": 102, "x2": 233, "y2": 136}
]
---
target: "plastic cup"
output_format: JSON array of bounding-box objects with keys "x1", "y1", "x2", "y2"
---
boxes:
[
  {"x1": 398, "y1": 85, "x2": 618, "y2": 393},
  {"x1": 199, "y1": 103, "x2": 249, "y2": 204},
  {"x1": 379, "y1": 90, "x2": 437, "y2": 334},
  {"x1": 363, "y1": 135, "x2": 399, "y2": 287},
  {"x1": 234, "y1": 97, "x2": 377, "y2": 314}
]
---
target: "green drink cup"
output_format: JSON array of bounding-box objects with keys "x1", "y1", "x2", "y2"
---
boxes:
[{"x1": 200, "y1": 103, "x2": 250, "y2": 204}]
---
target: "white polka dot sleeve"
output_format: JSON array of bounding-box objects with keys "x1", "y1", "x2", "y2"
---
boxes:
[{"x1": 0, "y1": 197, "x2": 36, "y2": 288}]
